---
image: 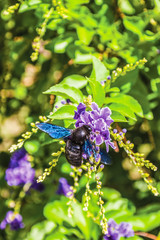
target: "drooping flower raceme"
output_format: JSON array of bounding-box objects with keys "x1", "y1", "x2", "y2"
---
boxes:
[
  {"x1": 5, "y1": 148, "x2": 35, "y2": 186},
  {"x1": 74, "y1": 102, "x2": 115, "y2": 152},
  {"x1": 0, "y1": 211, "x2": 24, "y2": 230},
  {"x1": 56, "y1": 177, "x2": 73, "y2": 197},
  {"x1": 103, "y1": 219, "x2": 134, "y2": 240}
]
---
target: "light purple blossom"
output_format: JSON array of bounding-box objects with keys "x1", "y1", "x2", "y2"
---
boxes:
[
  {"x1": 113, "y1": 129, "x2": 117, "y2": 134},
  {"x1": 61, "y1": 100, "x2": 66, "y2": 104},
  {"x1": 122, "y1": 128, "x2": 127, "y2": 133},
  {"x1": 103, "y1": 219, "x2": 134, "y2": 240},
  {"x1": 66, "y1": 99, "x2": 71, "y2": 103},
  {"x1": 74, "y1": 102, "x2": 115, "y2": 152},
  {"x1": 0, "y1": 211, "x2": 24, "y2": 230},
  {"x1": 56, "y1": 178, "x2": 73, "y2": 197},
  {"x1": 118, "y1": 222, "x2": 134, "y2": 237},
  {"x1": 30, "y1": 180, "x2": 44, "y2": 192},
  {"x1": 5, "y1": 148, "x2": 35, "y2": 186},
  {"x1": 101, "y1": 80, "x2": 106, "y2": 86}
]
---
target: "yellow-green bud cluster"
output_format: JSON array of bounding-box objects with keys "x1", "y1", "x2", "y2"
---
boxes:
[
  {"x1": 31, "y1": 8, "x2": 53, "y2": 61},
  {"x1": 94, "y1": 174, "x2": 108, "y2": 234},
  {"x1": 3, "y1": 0, "x2": 23, "y2": 16},
  {"x1": 83, "y1": 163, "x2": 93, "y2": 212},
  {"x1": 8, "y1": 117, "x2": 48, "y2": 153},
  {"x1": 111, "y1": 129, "x2": 159, "y2": 196},
  {"x1": 83, "y1": 95, "x2": 92, "y2": 108},
  {"x1": 67, "y1": 166, "x2": 83, "y2": 217},
  {"x1": 79, "y1": 158, "x2": 108, "y2": 234},
  {"x1": 112, "y1": 58, "x2": 147, "y2": 82},
  {"x1": 37, "y1": 147, "x2": 64, "y2": 183},
  {"x1": 9, "y1": 131, "x2": 32, "y2": 153},
  {"x1": 52, "y1": 0, "x2": 69, "y2": 19}
]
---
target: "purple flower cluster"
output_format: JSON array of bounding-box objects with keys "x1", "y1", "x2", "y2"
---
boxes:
[
  {"x1": 5, "y1": 148, "x2": 35, "y2": 186},
  {"x1": 103, "y1": 219, "x2": 134, "y2": 240},
  {"x1": 56, "y1": 177, "x2": 73, "y2": 197},
  {"x1": 0, "y1": 211, "x2": 24, "y2": 230},
  {"x1": 74, "y1": 102, "x2": 115, "y2": 152}
]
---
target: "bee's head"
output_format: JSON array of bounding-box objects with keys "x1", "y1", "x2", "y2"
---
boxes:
[
  {"x1": 83, "y1": 125, "x2": 92, "y2": 133},
  {"x1": 71, "y1": 125, "x2": 92, "y2": 145}
]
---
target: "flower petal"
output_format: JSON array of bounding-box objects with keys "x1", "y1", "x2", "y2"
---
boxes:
[
  {"x1": 91, "y1": 102, "x2": 100, "y2": 112},
  {"x1": 100, "y1": 107, "x2": 111, "y2": 119},
  {"x1": 80, "y1": 111, "x2": 91, "y2": 125},
  {"x1": 93, "y1": 118, "x2": 106, "y2": 132},
  {"x1": 95, "y1": 134, "x2": 104, "y2": 145}
]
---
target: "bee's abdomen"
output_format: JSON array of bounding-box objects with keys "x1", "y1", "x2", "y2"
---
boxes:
[{"x1": 65, "y1": 140, "x2": 82, "y2": 167}]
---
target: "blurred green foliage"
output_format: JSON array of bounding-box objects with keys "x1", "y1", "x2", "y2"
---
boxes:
[{"x1": 1, "y1": 0, "x2": 160, "y2": 239}]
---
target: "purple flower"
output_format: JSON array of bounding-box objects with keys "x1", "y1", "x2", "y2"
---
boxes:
[
  {"x1": 66, "y1": 99, "x2": 71, "y2": 103},
  {"x1": 9, "y1": 148, "x2": 27, "y2": 168},
  {"x1": 0, "y1": 211, "x2": 24, "y2": 230},
  {"x1": 103, "y1": 219, "x2": 134, "y2": 240},
  {"x1": 56, "y1": 178, "x2": 73, "y2": 197},
  {"x1": 157, "y1": 49, "x2": 160, "y2": 54},
  {"x1": 5, "y1": 148, "x2": 35, "y2": 186},
  {"x1": 118, "y1": 222, "x2": 134, "y2": 237},
  {"x1": 61, "y1": 100, "x2": 66, "y2": 104},
  {"x1": 74, "y1": 103, "x2": 86, "y2": 122},
  {"x1": 101, "y1": 80, "x2": 106, "y2": 86},
  {"x1": 30, "y1": 180, "x2": 44, "y2": 192},
  {"x1": 74, "y1": 102, "x2": 115, "y2": 152},
  {"x1": 113, "y1": 129, "x2": 117, "y2": 134},
  {"x1": 122, "y1": 128, "x2": 127, "y2": 133}
]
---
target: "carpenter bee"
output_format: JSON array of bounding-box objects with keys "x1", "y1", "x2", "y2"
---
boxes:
[{"x1": 36, "y1": 123, "x2": 111, "y2": 167}]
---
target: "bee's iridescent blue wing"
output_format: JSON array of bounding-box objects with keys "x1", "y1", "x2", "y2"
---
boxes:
[
  {"x1": 83, "y1": 139, "x2": 93, "y2": 157},
  {"x1": 36, "y1": 123, "x2": 71, "y2": 139},
  {"x1": 100, "y1": 149, "x2": 111, "y2": 165},
  {"x1": 83, "y1": 140, "x2": 111, "y2": 165}
]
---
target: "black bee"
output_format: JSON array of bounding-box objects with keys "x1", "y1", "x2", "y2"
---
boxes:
[{"x1": 36, "y1": 123, "x2": 111, "y2": 167}]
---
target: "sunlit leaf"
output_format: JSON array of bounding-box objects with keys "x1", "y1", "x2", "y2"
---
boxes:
[
  {"x1": 49, "y1": 105, "x2": 77, "y2": 120},
  {"x1": 44, "y1": 84, "x2": 83, "y2": 104}
]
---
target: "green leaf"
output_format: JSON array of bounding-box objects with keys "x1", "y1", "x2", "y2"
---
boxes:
[
  {"x1": 126, "y1": 210, "x2": 160, "y2": 232},
  {"x1": 111, "y1": 69, "x2": 139, "y2": 93},
  {"x1": 46, "y1": 232, "x2": 69, "y2": 240},
  {"x1": 111, "y1": 111, "x2": 128, "y2": 122},
  {"x1": 76, "y1": 26, "x2": 94, "y2": 45},
  {"x1": 64, "y1": 119, "x2": 76, "y2": 128},
  {"x1": 49, "y1": 105, "x2": 77, "y2": 120},
  {"x1": 102, "y1": 187, "x2": 121, "y2": 201},
  {"x1": 24, "y1": 140, "x2": 40, "y2": 154},
  {"x1": 105, "y1": 87, "x2": 120, "y2": 93},
  {"x1": 15, "y1": 85, "x2": 27, "y2": 100},
  {"x1": 137, "y1": 203, "x2": 160, "y2": 215},
  {"x1": 123, "y1": 16, "x2": 146, "y2": 39},
  {"x1": 105, "y1": 94, "x2": 143, "y2": 117},
  {"x1": 54, "y1": 38, "x2": 73, "y2": 53},
  {"x1": 72, "y1": 202, "x2": 90, "y2": 239},
  {"x1": 19, "y1": 0, "x2": 41, "y2": 12},
  {"x1": 62, "y1": 75, "x2": 88, "y2": 89},
  {"x1": 41, "y1": 139, "x2": 59, "y2": 147},
  {"x1": 91, "y1": 56, "x2": 109, "y2": 83},
  {"x1": 25, "y1": 221, "x2": 56, "y2": 240},
  {"x1": 44, "y1": 84, "x2": 83, "y2": 104},
  {"x1": 129, "y1": 79, "x2": 153, "y2": 119},
  {"x1": 105, "y1": 198, "x2": 136, "y2": 215},
  {"x1": 88, "y1": 79, "x2": 105, "y2": 107},
  {"x1": 74, "y1": 51, "x2": 93, "y2": 64},
  {"x1": 44, "y1": 198, "x2": 75, "y2": 226},
  {"x1": 46, "y1": 19, "x2": 61, "y2": 30},
  {"x1": 118, "y1": 0, "x2": 135, "y2": 15},
  {"x1": 109, "y1": 103, "x2": 137, "y2": 120}
]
